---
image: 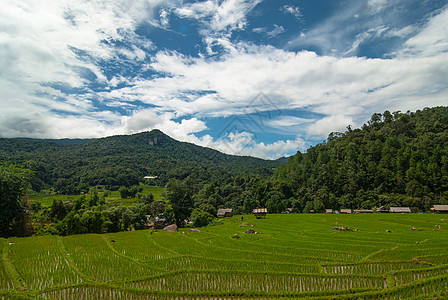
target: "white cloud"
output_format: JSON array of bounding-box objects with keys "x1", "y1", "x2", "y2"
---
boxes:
[
  {"x1": 267, "y1": 116, "x2": 315, "y2": 130},
  {"x1": 194, "y1": 131, "x2": 307, "y2": 159},
  {"x1": 367, "y1": 0, "x2": 389, "y2": 14},
  {"x1": 159, "y1": 8, "x2": 171, "y2": 27},
  {"x1": 176, "y1": 0, "x2": 261, "y2": 33},
  {"x1": 123, "y1": 109, "x2": 208, "y2": 141},
  {"x1": 281, "y1": 5, "x2": 302, "y2": 19},
  {"x1": 1, "y1": 0, "x2": 448, "y2": 160},
  {"x1": 0, "y1": 110, "x2": 124, "y2": 139},
  {"x1": 0, "y1": 0, "x2": 166, "y2": 121},
  {"x1": 345, "y1": 25, "x2": 388, "y2": 55},
  {"x1": 267, "y1": 25, "x2": 286, "y2": 38},
  {"x1": 175, "y1": 0, "x2": 262, "y2": 56},
  {"x1": 384, "y1": 25, "x2": 416, "y2": 38},
  {"x1": 399, "y1": 6, "x2": 448, "y2": 57},
  {"x1": 121, "y1": 109, "x2": 306, "y2": 159},
  {"x1": 252, "y1": 25, "x2": 285, "y2": 38},
  {"x1": 307, "y1": 115, "x2": 354, "y2": 138},
  {"x1": 99, "y1": 20, "x2": 448, "y2": 143},
  {"x1": 286, "y1": 1, "x2": 365, "y2": 55},
  {"x1": 175, "y1": 0, "x2": 216, "y2": 19}
]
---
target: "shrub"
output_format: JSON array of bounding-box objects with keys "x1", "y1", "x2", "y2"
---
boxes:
[{"x1": 190, "y1": 209, "x2": 214, "y2": 227}]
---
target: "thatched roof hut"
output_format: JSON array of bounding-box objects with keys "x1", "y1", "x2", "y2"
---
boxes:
[
  {"x1": 432, "y1": 205, "x2": 448, "y2": 213},
  {"x1": 252, "y1": 208, "x2": 267, "y2": 219},
  {"x1": 217, "y1": 208, "x2": 233, "y2": 218}
]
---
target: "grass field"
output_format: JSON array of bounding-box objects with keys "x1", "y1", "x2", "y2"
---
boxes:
[
  {"x1": 28, "y1": 185, "x2": 166, "y2": 207},
  {"x1": 1, "y1": 213, "x2": 448, "y2": 299}
]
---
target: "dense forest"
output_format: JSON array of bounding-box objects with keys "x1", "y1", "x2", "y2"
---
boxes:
[
  {"x1": 0, "y1": 129, "x2": 282, "y2": 194},
  {"x1": 272, "y1": 106, "x2": 448, "y2": 212},
  {"x1": 1, "y1": 107, "x2": 447, "y2": 237}
]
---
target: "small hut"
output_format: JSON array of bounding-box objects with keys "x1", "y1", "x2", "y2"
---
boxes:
[
  {"x1": 154, "y1": 217, "x2": 167, "y2": 229},
  {"x1": 432, "y1": 205, "x2": 448, "y2": 214},
  {"x1": 217, "y1": 208, "x2": 233, "y2": 218},
  {"x1": 282, "y1": 208, "x2": 293, "y2": 214},
  {"x1": 339, "y1": 209, "x2": 352, "y2": 214},
  {"x1": 377, "y1": 206, "x2": 389, "y2": 213},
  {"x1": 252, "y1": 208, "x2": 267, "y2": 219},
  {"x1": 354, "y1": 209, "x2": 373, "y2": 214},
  {"x1": 390, "y1": 207, "x2": 411, "y2": 213},
  {"x1": 325, "y1": 209, "x2": 333, "y2": 214}
]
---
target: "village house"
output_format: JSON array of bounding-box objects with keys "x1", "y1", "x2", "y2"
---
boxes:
[
  {"x1": 339, "y1": 209, "x2": 352, "y2": 214},
  {"x1": 354, "y1": 209, "x2": 373, "y2": 214},
  {"x1": 390, "y1": 207, "x2": 412, "y2": 213},
  {"x1": 376, "y1": 206, "x2": 389, "y2": 213},
  {"x1": 432, "y1": 205, "x2": 448, "y2": 214},
  {"x1": 217, "y1": 208, "x2": 233, "y2": 218},
  {"x1": 252, "y1": 208, "x2": 267, "y2": 219}
]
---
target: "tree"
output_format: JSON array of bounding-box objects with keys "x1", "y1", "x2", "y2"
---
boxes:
[
  {"x1": 190, "y1": 209, "x2": 214, "y2": 227},
  {"x1": 166, "y1": 178, "x2": 195, "y2": 227},
  {"x1": 119, "y1": 186, "x2": 129, "y2": 199},
  {"x1": 0, "y1": 164, "x2": 32, "y2": 237},
  {"x1": 50, "y1": 199, "x2": 70, "y2": 221}
]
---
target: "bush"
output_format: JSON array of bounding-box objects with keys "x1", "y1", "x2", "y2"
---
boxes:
[{"x1": 190, "y1": 209, "x2": 214, "y2": 227}]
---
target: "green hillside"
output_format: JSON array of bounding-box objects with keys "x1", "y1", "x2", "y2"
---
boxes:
[
  {"x1": 274, "y1": 107, "x2": 448, "y2": 211},
  {"x1": 1, "y1": 213, "x2": 448, "y2": 299},
  {"x1": 0, "y1": 130, "x2": 281, "y2": 194}
]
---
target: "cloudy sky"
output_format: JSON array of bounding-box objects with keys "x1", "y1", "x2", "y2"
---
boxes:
[{"x1": 1, "y1": 0, "x2": 447, "y2": 159}]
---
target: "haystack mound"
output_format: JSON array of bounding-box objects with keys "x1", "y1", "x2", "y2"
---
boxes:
[{"x1": 164, "y1": 224, "x2": 178, "y2": 232}]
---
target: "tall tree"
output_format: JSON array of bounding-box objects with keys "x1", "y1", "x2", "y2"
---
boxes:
[
  {"x1": 0, "y1": 164, "x2": 32, "y2": 237},
  {"x1": 166, "y1": 178, "x2": 195, "y2": 227}
]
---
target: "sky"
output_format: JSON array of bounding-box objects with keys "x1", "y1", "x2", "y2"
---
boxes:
[{"x1": 1, "y1": 0, "x2": 447, "y2": 159}]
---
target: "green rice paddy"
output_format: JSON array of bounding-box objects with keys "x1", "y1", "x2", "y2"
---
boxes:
[
  {"x1": 28, "y1": 185, "x2": 166, "y2": 207},
  {"x1": 1, "y1": 213, "x2": 448, "y2": 299}
]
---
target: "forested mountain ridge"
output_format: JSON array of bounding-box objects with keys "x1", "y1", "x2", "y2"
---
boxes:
[
  {"x1": 0, "y1": 130, "x2": 282, "y2": 194},
  {"x1": 274, "y1": 107, "x2": 448, "y2": 211}
]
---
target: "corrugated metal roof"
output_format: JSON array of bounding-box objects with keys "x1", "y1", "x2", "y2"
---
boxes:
[
  {"x1": 377, "y1": 206, "x2": 389, "y2": 212},
  {"x1": 354, "y1": 210, "x2": 373, "y2": 213},
  {"x1": 433, "y1": 205, "x2": 448, "y2": 211},
  {"x1": 390, "y1": 207, "x2": 411, "y2": 213},
  {"x1": 252, "y1": 208, "x2": 267, "y2": 213},
  {"x1": 340, "y1": 209, "x2": 352, "y2": 213}
]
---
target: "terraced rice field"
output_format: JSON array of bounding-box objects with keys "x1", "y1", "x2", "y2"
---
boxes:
[{"x1": 1, "y1": 213, "x2": 448, "y2": 299}]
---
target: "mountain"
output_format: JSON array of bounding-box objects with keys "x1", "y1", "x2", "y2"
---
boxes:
[
  {"x1": 274, "y1": 107, "x2": 448, "y2": 211},
  {"x1": 0, "y1": 130, "x2": 283, "y2": 193}
]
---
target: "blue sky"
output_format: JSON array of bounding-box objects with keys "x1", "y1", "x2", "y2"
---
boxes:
[{"x1": 1, "y1": 0, "x2": 447, "y2": 159}]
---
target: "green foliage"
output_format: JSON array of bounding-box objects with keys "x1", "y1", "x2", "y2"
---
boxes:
[
  {"x1": 166, "y1": 178, "x2": 196, "y2": 227},
  {"x1": 118, "y1": 186, "x2": 141, "y2": 199},
  {"x1": 274, "y1": 107, "x2": 448, "y2": 211},
  {"x1": 49, "y1": 200, "x2": 70, "y2": 221},
  {"x1": 190, "y1": 209, "x2": 214, "y2": 227},
  {"x1": 0, "y1": 130, "x2": 282, "y2": 194},
  {"x1": 0, "y1": 164, "x2": 32, "y2": 237}
]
